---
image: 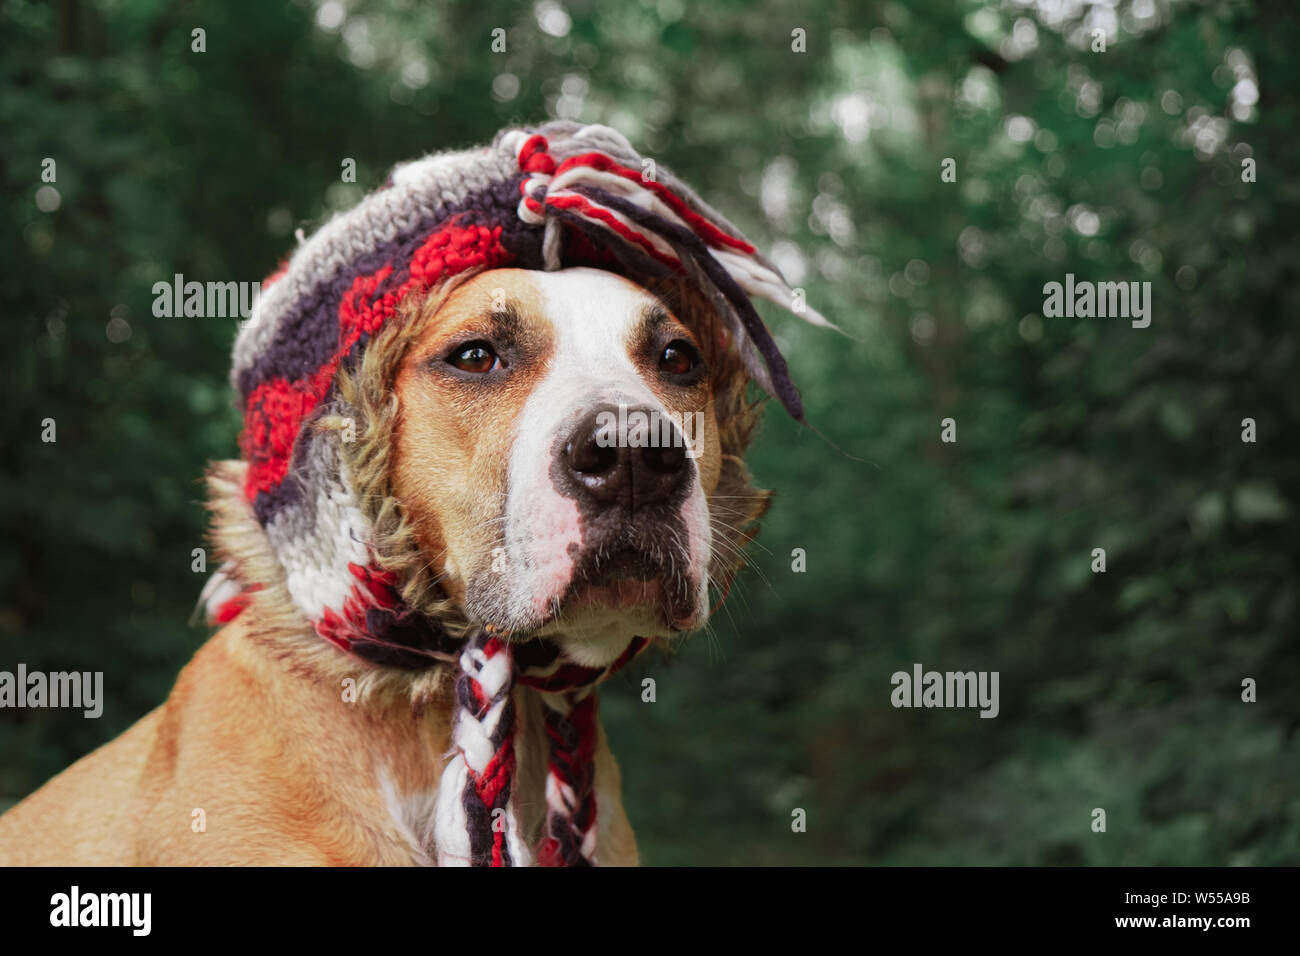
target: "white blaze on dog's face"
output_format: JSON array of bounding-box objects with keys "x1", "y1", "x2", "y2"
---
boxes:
[{"x1": 392, "y1": 267, "x2": 723, "y2": 666}]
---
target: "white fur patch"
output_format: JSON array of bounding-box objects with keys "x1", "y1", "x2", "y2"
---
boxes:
[
  {"x1": 377, "y1": 767, "x2": 438, "y2": 866},
  {"x1": 494, "y1": 268, "x2": 712, "y2": 653}
]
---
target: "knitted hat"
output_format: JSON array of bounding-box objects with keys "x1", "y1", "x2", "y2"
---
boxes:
[{"x1": 212, "y1": 120, "x2": 829, "y2": 865}]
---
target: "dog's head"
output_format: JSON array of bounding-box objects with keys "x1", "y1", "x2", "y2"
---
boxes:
[{"x1": 349, "y1": 266, "x2": 767, "y2": 667}]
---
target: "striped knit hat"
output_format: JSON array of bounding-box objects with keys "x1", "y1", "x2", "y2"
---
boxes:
[{"x1": 215, "y1": 120, "x2": 829, "y2": 865}]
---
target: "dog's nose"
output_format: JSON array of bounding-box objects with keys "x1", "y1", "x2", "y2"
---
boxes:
[{"x1": 562, "y1": 405, "x2": 689, "y2": 511}]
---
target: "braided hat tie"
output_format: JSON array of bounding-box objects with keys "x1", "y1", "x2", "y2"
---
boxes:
[{"x1": 433, "y1": 630, "x2": 648, "y2": 866}]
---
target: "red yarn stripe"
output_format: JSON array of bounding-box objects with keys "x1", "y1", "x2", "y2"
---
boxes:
[
  {"x1": 472, "y1": 731, "x2": 516, "y2": 806},
  {"x1": 240, "y1": 377, "x2": 318, "y2": 496},
  {"x1": 212, "y1": 592, "x2": 250, "y2": 624},
  {"x1": 262, "y1": 259, "x2": 290, "y2": 288},
  {"x1": 546, "y1": 193, "x2": 681, "y2": 269},
  {"x1": 315, "y1": 608, "x2": 355, "y2": 652},
  {"x1": 517, "y1": 134, "x2": 556, "y2": 174},
  {"x1": 553, "y1": 151, "x2": 755, "y2": 254}
]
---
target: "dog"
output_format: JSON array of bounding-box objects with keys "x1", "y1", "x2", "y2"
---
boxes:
[
  {"x1": 0, "y1": 121, "x2": 826, "y2": 865},
  {"x1": 0, "y1": 266, "x2": 770, "y2": 865}
]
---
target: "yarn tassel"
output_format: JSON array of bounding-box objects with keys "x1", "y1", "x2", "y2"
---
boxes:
[
  {"x1": 434, "y1": 629, "x2": 532, "y2": 866},
  {"x1": 576, "y1": 184, "x2": 810, "y2": 420},
  {"x1": 431, "y1": 631, "x2": 649, "y2": 866},
  {"x1": 503, "y1": 127, "x2": 835, "y2": 422},
  {"x1": 537, "y1": 691, "x2": 600, "y2": 866}
]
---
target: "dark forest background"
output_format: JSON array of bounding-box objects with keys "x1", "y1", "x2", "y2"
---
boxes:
[{"x1": 2, "y1": 0, "x2": 1297, "y2": 864}]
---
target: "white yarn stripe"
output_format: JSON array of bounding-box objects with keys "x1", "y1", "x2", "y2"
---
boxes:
[
  {"x1": 580, "y1": 819, "x2": 598, "y2": 859},
  {"x1": 450, "y1": 697, "x2": 510, "y2": 770},
  {"x1": 506, "y1": 818, "x2": 534, "y2": 866},
  {"x1": 711, "y1": 248, "x2": 838, "y2": 329},
  {"x1": 197, "y1": 561, "x2": 242, "y2": 623},
  {"x1": 432, "y1": 756, "x2": 472, "y2": 867},
  {"x1": 545, "y1": 771, "x2": 577, "y2": 815},
  {"x1": 472, "y1": 645, "x2": 514, "y2": 698},
  {"x1": 546, "y1": 164, "x2": 636, "y2": 197},
  {"x1": 268, "y1": 460, "x2": 372, "y2": 622},
  {"x1": 498, "y1": 129, "x2": 531, "y2": 156}
]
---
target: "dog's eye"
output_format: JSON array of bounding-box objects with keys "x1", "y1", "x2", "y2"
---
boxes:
[
  {"x1": 659, "y1": 339, "x2": 701, "y2": 377},
  {"x1": 447, "y1": 341, "x2": 500, "y2": 374}
]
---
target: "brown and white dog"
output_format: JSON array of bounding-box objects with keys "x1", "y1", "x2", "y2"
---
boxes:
[{"x1": 0, "y1": 266, "x2": 769, "y2": 865}]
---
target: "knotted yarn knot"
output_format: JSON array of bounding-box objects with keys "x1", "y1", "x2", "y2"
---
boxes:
[{"x1": 509, "y1": 132, "x2": 557, "y2": 226}]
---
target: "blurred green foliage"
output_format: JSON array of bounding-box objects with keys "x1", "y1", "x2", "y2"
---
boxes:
[{"x1": 2, "y1": 0, "x2": 1296, "y2": 864}]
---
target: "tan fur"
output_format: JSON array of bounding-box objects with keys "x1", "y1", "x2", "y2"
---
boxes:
[
  {"x1": 0, "y1": 466, "x2": 638, "y2": 865},
  {"x1": 0, "y1": 267, "x2": 767, "y2": 866},
  {"x1": 386, "y1": 271, "x2": 559, "y2": 609}
]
